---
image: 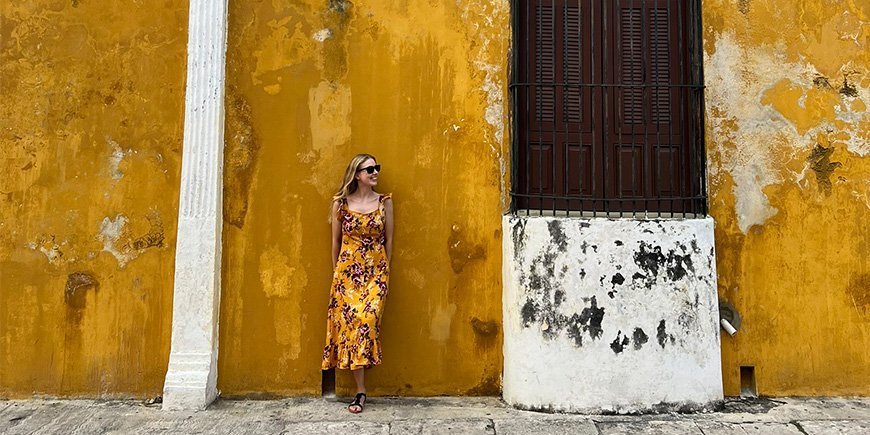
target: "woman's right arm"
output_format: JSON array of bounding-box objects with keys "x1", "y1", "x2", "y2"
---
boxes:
[{"x1": 331, "y1": 201, "x2": 341, "y2": 269}]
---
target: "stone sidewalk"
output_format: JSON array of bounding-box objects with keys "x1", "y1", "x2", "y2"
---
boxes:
[{"x1": 2, "y1": 396, "x2": 869, "y2": 434}]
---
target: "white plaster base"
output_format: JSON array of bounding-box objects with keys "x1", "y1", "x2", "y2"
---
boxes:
[
  {"x1": 162, "y1": 352, "x2": 218, "y2": 411},
  {"x1": 503, "y1": 216, "x2": 723, "y2": 414},
  {"x1": 162, "y1": 219, "x2": 222, "y2": 411}
]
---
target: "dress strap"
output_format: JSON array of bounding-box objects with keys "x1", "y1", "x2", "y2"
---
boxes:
[{"x1": 379, "y1": 193, "x2": 392, "y2": 203}]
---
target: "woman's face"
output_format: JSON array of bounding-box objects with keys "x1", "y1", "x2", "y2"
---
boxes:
[{"x1": 355, "y1": 158, "x2": 379, "y2": 188}]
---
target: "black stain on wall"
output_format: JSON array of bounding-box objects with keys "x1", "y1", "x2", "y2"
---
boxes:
[
  {"x1": 578, "y1": 296, "x2": 605, "y2": 340},
  {"x1": 511, "y1": 218, "x2": 528, "y2": 258},
  {"x1": 521, "y1": 298, "x2": 538, "y2": 327},
  {"x1": 633, "y1": 328, "x2": 649, "y2": 350},
  {"x1": 611, "y1": 273, "x2": 625, "y2": 286},
  {"x1": 610, "y1": 331, "x2": 629, "y2": 354},
  {"x1": 554, "y1": 289, "x2": 565, "y2": 306},
  {"x1": 548, "y1": 220, "x2": 568, "y2": 251},
  {"x1": 634, "y1": 242, "x2": 665, "y2": 278},
  {"x1": 633, "y1": 241, "x2": 696, "y2": 285},
  {"x1": 656, "y1": 320, "x2": 675, "y2": 348},
  {"x1": 666, "y1": 253, "x2": 693, "y2": 281}
]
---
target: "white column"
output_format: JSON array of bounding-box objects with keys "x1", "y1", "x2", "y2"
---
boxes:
[{"x1": 162, "y1": 0, "x2": 229, "y2": 411}]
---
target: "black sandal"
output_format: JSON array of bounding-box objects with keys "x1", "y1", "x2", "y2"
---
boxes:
[{"x1": 348, "y1": 392, "x2": 366, "y2": 414}]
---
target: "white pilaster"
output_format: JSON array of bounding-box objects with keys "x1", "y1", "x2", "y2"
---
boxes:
[{"x1": 162, "y1": 0, "x2": 229, "y2": 411}]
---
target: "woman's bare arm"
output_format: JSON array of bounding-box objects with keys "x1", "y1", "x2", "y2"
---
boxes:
[
  {"x1": 384, "y1": 197, "x2": 394, "y2": 263},
  {"x1": 331, "y1": 201, "x2": 342, "y2": 269}
]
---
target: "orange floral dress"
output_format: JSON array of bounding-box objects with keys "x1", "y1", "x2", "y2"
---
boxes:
[{"x1": 322, "y1": 194, "x2": 391, "y2": 370}]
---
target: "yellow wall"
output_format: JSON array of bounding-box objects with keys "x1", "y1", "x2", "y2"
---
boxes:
[
  {"x1": 217, "y1": 0, "x2": 510, "y2": 396},
  {"x1": 3, "y1": 0, "x2": 865, "y2": 400},
  {"x1": 0, "y1": 1, "x2": 188, "y2": 397},
  {"x1": 704, "y1": 0, "x2": 870, "y2": 395}
]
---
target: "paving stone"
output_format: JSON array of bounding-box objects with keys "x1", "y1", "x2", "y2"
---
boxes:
[
  {"x1": 389, "y1": 418, "x2": 495, "y2": 435},
  {"x1": 596, "y1": 420, "x2": 702, "y2": 434},
  {"x1": 696, "y1": 420, "x2": 804, "y2": 434},
  {"x1": 2, "y1": 398, "x2": 870, "y2": 434},
  {"x1": 494, "y1": 418, "x2": 598, "y2": 434},
  {"x1": 796, "y1": 420, "x2": 870, "y2": 435},
  {"x1": 282, "y1": 421, "x2": 390, "y2": 435}
]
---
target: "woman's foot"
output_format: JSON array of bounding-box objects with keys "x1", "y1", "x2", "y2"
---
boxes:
[{"x1": 348, "y1": 392, "x2": 366, "y2": 414}]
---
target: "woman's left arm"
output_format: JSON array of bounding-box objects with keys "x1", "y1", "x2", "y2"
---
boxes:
[{"x1": 384, "y1": 197, "x2": 394, "y2": 263}]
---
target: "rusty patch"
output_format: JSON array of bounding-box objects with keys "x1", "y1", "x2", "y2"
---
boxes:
[
  {"x1": 846, "y1": 274, "x2": 870, "y2": 315},
  {"x1": 223, "y1": 85, "x2": 261, "y2": 228},
  {"x1": 807, "y1": 143, "x2": 842, "y2": 196},
  {"x1": 448, "y1": 225, "x2": 486, "y2": 274},
  {"x1": 65, "y1": 271, "x2": 99, "y2": 324},
  {"x1": 737, "y1": 0, "x2": 751, "y2": 15}
]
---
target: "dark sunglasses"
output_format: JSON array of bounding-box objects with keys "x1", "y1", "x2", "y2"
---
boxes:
[{"x1": 357, "y1": 164, "x2": 381, "y2": 174}]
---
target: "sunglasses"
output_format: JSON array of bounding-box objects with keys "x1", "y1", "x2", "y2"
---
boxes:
[{"x1": 357, "y1": 164, "x2": 381, "y2": 174}]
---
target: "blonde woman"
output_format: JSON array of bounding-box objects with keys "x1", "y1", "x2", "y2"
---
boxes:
[{"x1": 321, "y1": 153, "x2": 393, "y2": 413}]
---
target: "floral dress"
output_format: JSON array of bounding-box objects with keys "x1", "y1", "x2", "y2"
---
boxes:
[{"x1": 322, "y1": 193, "x2": 391, "y2": 370}]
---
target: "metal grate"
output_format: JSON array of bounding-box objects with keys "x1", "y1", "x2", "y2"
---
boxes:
[{"x1": 510, "y1": 0, "x2": 707, "y2": 217}]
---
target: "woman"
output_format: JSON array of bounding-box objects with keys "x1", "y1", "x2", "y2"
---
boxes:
[{"x1": 321, "y1": 153, "x2": 393, "y2": 414}]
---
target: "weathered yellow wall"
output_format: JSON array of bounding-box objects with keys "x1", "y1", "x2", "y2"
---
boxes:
[
  {"x1": 0, "y1": 1, "x2": 188, "y2": 397},
  {"x1": 704, "y1": 0, "x2": 870, "y2": 395},
  {"x1": 218, "y1": 0, "x2": 510, "y2": 396}
]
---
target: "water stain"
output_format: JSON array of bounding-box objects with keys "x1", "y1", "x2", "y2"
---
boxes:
[
  {"x1": 470, "y1": 317, "x2": 499, "y2": 337},
  {"x1": 65, "y1": 271, "x2": 99, "y2": 325},
  {"x1": 224, "y1": 85, "x2": 261, "y2": 228},
  {"x1": 464, "y1": 373, "x2": 500, "y2": 395},
  {"x1": 448, "y1": 224, "x2": 486, "y2": 274},
  {"x1": 807, "y1": 143, "x2": 842, "y2": 196},
  {"x1": 846, "y1": 273, "x2": 870, "y2": 315}
]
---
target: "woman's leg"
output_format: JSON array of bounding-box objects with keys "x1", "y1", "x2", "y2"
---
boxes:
[
  {"x1": 348, "y1": 368, "x2": 366, "y2": 413},
  {"x1": 351, "y1": 368, "x2": 365, "y2": 394}
]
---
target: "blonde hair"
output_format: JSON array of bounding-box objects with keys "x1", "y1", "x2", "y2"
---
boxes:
[{"x1": 332, "y1": 153, "x2": 377, "y2": 202}]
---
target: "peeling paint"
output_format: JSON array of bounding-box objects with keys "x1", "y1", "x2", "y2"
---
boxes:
[{"x1": 705, "y1": 0, "x2": 870, "y2": 396}]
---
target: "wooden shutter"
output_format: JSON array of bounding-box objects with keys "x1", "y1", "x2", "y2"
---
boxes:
[{"x1": 515, "y1": 0, "x2": 701, "y2": 213}]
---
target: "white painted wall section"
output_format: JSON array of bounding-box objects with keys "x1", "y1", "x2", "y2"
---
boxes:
[{"x1": 503, "y1": 216, "x2": 723, "y2": 414}]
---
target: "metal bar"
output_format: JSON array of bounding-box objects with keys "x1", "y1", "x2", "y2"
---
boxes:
[
  {"x1": 589, "y1": 0, "x2": 598, "y2": 216},
  {"x1": 662, "y1": 0, "x2": 674, "y2": 215},
  {"x1": 694, "y1": 0, "x2": 708, "y2": 215},
  {"x1": 508, "y1": 82, "x2": 704, "y2": 88},
  {"x1": 525, "y1": 0, "x2": 531, "y2": 212},
  {"x1": 511, "y1": 192, "x2": 706, "y2": 201},
  {"x1": 510, "y1": 0, "x2": 520, "y2": 214},
  {"x1": 602, "y1": 0, "x2": 610, "y2": 217},
  {"x1": 675, "y1": 0, "x2": 686, "y2": 214},
  {"x1": 550, "y1": 0, "x2": 556, "y2": 216}
]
